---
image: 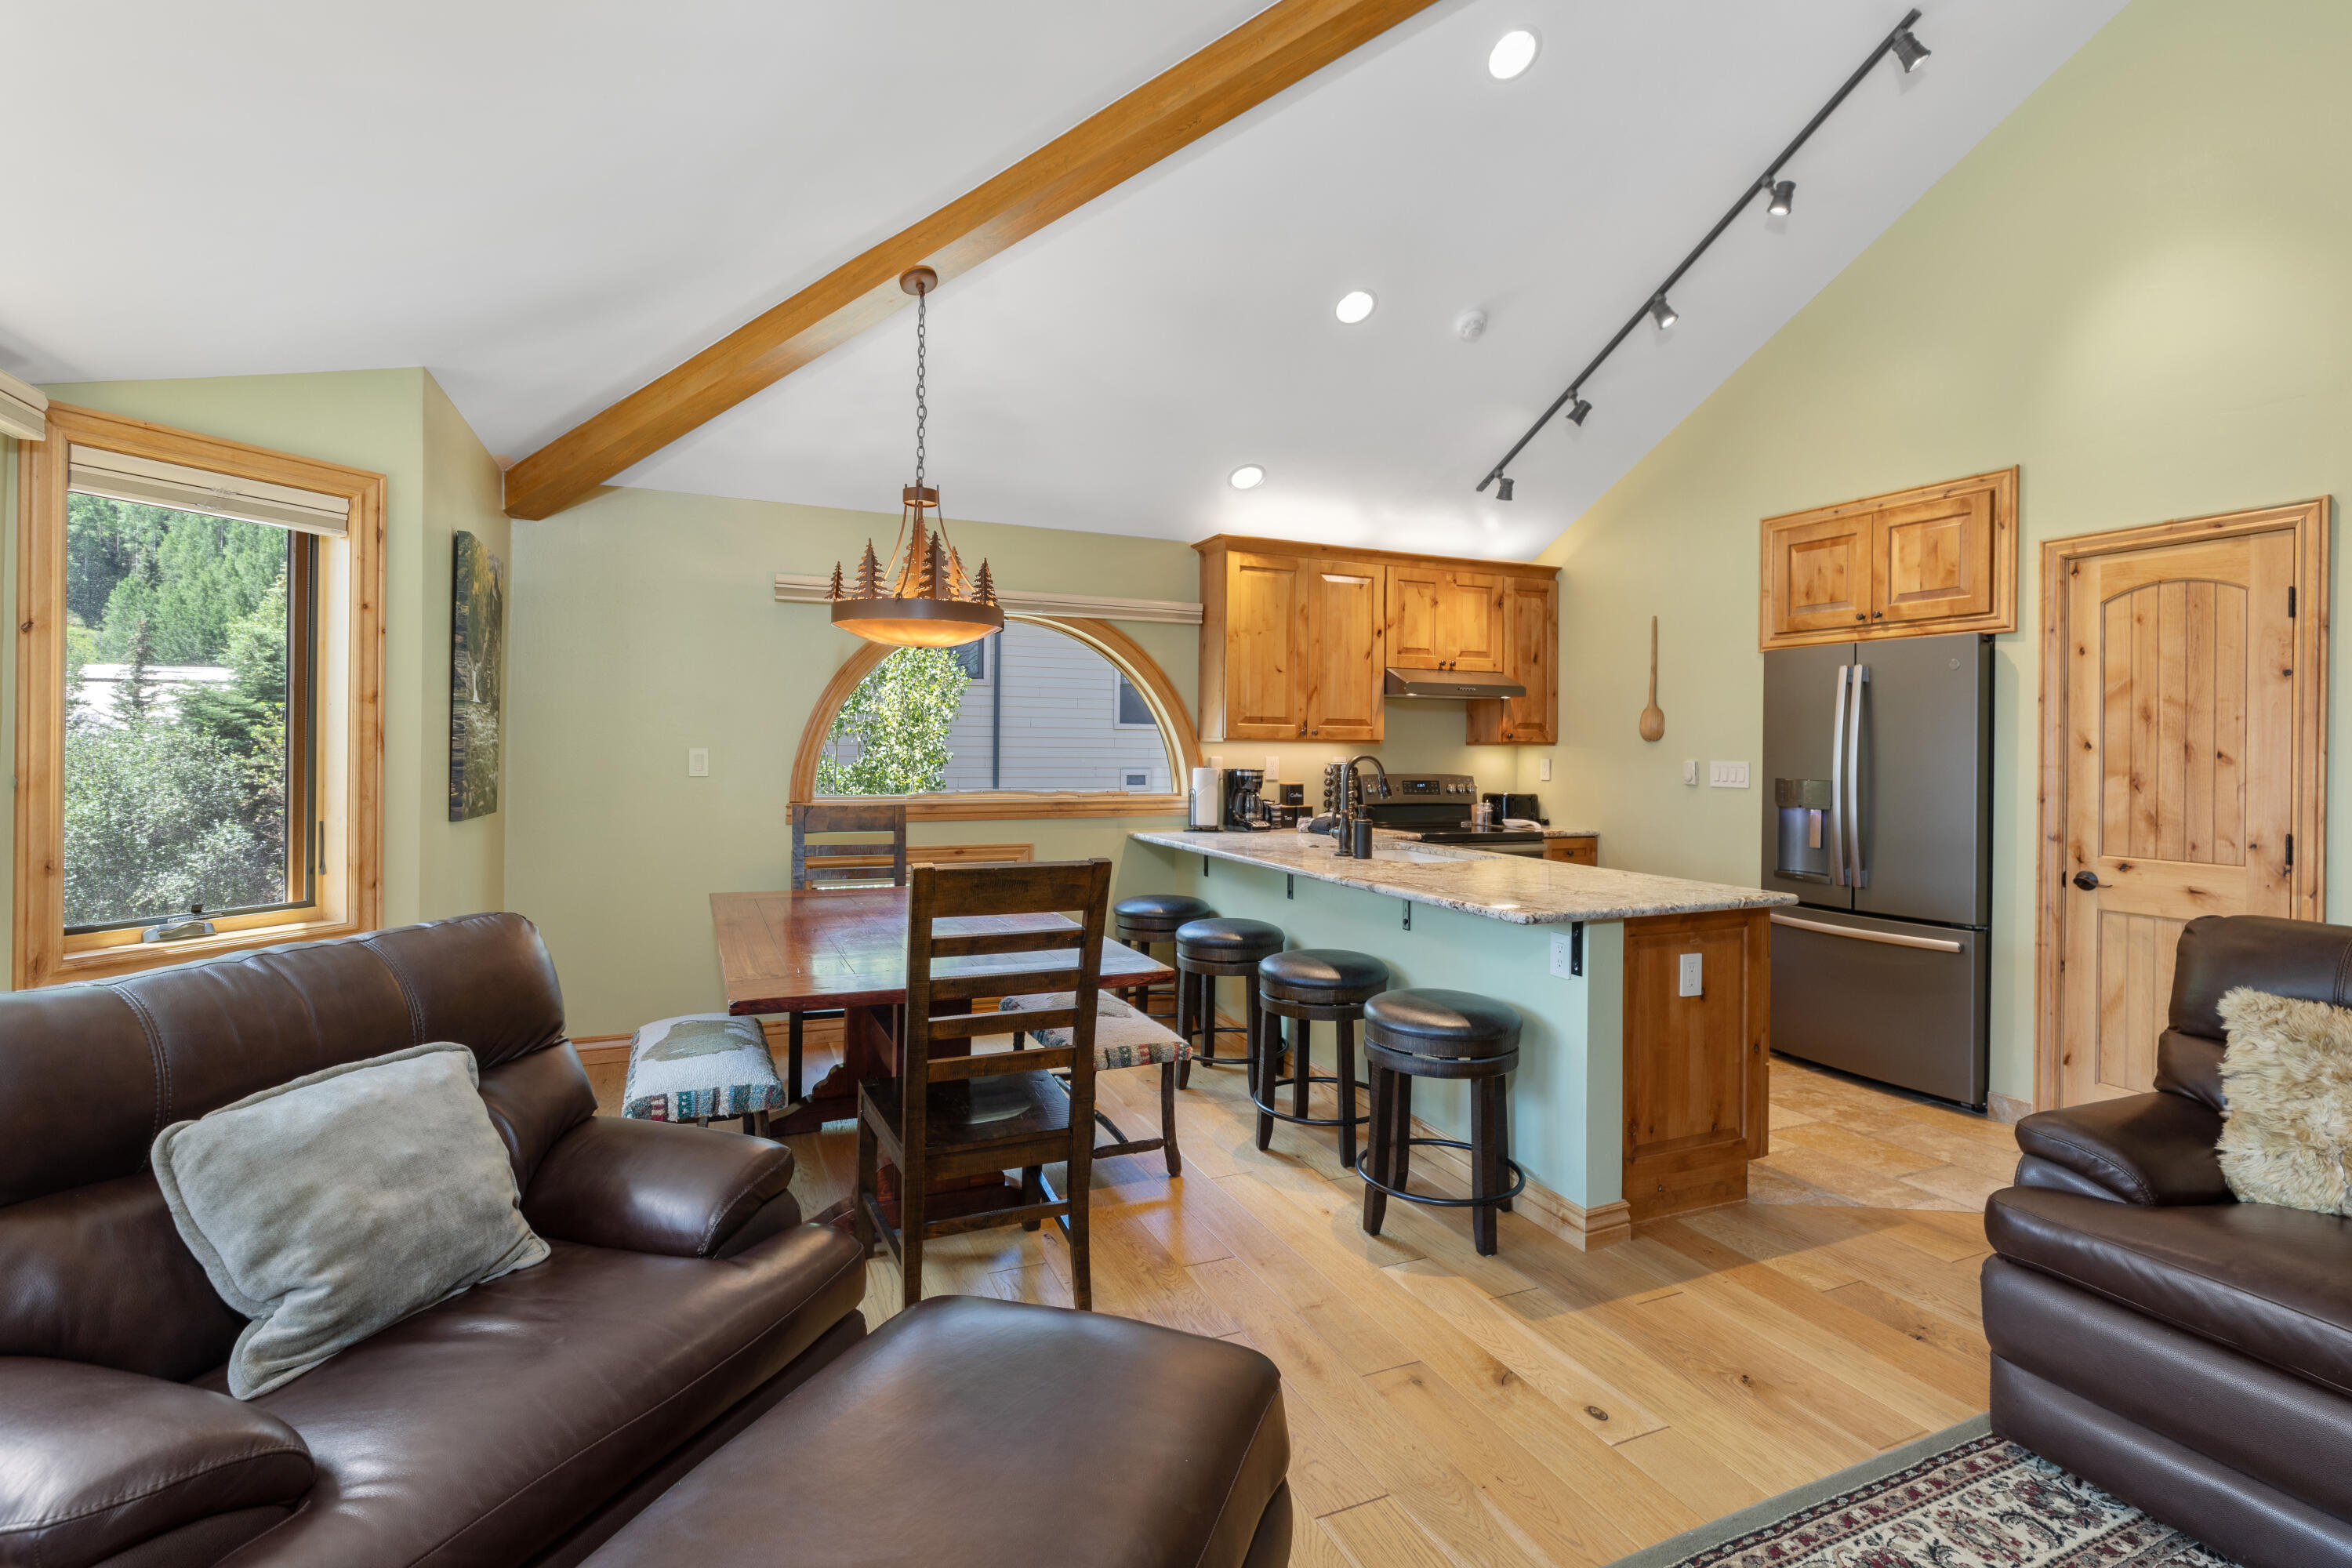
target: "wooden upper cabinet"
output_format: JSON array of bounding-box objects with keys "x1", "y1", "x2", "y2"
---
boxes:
[
  {"x1": 1759, "y1": 468, "x2": 2017, "y2": 650},
  {"x1": 1197, "y1": 535, "x2": 1554, "y2": 746},
  {"x1": 1467, "y1": 575, "x2": 1557, "y2": 745},
  {"x1": 1388, "y1": 566, "x2": 1503, "y2": 671},
  {"x1": 1765, "y1": 513, "x2": 1871, "y2": 639},
  {"x1": 1875, "y1": 488, "x2": 1994, "y2": 626},
  {"x1": 1303, "y1": 558, "x2": 1385, "y2": 742},
  {"x1": 1203, "y1": 550, "x2": 1308, "y2": 741}
]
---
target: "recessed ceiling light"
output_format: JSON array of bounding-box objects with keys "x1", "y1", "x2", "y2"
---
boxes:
[
  {"x1": 1229, "y1": 464, "x2": 1266, "y2": 490},
  {"x1": 1334, "y1": 290, "x2": 1376, "y2": 325},
  {"x1": 1488, "y1": 30, "x2": 1538, "y2": 81}
]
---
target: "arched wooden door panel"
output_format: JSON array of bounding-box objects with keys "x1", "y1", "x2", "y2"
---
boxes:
[{"x1": 2038, "y1": 502, "x2": 2326, "y2": 1109}]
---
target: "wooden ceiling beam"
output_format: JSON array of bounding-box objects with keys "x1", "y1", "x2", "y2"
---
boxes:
[{"x1": 502, "y1": 0, "x2": 1441, "y2": 521}]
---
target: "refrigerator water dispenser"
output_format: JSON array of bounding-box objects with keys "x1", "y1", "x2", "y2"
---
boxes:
[{"x1": 1773, "y1": 777, "x2": 1834, "y2": 882}]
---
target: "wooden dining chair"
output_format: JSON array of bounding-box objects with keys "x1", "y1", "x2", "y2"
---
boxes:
[
  {"x1": 784, "y1": 800, "x2": 909, "y2": 1102},
  {"x1": 855, "y1": 857, "x2": 1113, "y2": 1312}
]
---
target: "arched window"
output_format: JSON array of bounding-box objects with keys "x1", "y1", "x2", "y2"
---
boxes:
[{"x1": 790, "y1": 617, "x2": 1199, "y2": 820}]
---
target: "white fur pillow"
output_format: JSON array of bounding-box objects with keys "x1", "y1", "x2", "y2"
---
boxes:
[{"x1": 2216, "y1": 985, "x2": 2352, "y2": 1214}]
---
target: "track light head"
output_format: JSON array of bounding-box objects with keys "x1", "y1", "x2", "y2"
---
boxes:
[
  {"x1": 1767, "y1": 180, "x2": 1795, "y2": 216},
  {"x1": 1649, "y1": 294, "x2": 1678, "y2": 329},
  {"x1": 1495, "y1": 476, "x2": 1515, "y2": 502},
  {"x1": 1889, "y1": 27, "x2": 1929, "y2": 71},
  {"x1": 1566, "y1": 397, "x2": 1592, "y2": 426}
]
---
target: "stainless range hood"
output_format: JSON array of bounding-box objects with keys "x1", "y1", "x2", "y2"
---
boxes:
[{"x1": 1382, "y1": 667, "x2": 1526, "y2": 700}]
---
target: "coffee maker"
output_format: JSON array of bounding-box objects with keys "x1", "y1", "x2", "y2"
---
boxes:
[{"x1": 1221, "y1": 768, "x2": 1274, "y2": 831}]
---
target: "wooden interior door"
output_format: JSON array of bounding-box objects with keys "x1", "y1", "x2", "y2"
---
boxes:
[
  {"x1": 1441, "y1": 571, "x2": 1504, "y2": 672},
  {"x1": 1223, "y1": 552, "x2": 1308, "y2": 739},
  {"x1": 1874, "y1": 490, "x2": 1993, "y2": 627},
  {"x1": 2048, "y1": 506, "x2": 2325, "y2": 1105},
  {"x1": 1766, "y1": 514, "x2": 1871, "y2": 638},
  {"x1": 1303, "y1": 557, "x2": 1384, "y2": 742}
]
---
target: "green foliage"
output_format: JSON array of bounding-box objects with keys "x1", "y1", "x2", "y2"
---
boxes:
[
  {"x1": 63, "y1": 716, "x2": 281, "y2": 926},
  {"x1": 62, "y1": 498, "x2": 294, "y2": 927},
  {"x1": 815, "y1": 647, "x2": 969, "y2": 795},
  {"x1": 449, "y1": 531, "x2": 505, "y2": 819},
  {"x1": 69, "y1": 495, "x2": 283, "y2": 664}
]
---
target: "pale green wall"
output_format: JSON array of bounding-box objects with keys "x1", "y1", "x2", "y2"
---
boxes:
[
  {"x1": 506, "y1": 486, "x2": 1498, "y2": 1035},
  {"x1": 32, "y1": 368, "x2": 503, "y2": 937},
  {"x1": 1512, "y1": 0, "x2": 2352, "y2": 1105}
]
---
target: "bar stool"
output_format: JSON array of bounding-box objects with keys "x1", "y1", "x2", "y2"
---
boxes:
[
  {"x1": 1252, "y1": 949, "x2": 1386, "y2": 1169},
  {"x1": 1173, "y1": 917, "x2": 1284, "y2": 1090},
  {"x1": 1112, "y1": 894, "x2": 1214, "y2": 1021},
  {"x1": 1359, "y1": 989, "x2": 1526, "y2": 1256}
]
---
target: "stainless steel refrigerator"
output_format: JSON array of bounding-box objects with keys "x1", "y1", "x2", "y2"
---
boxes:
[{"x1": 1760, "y1": 631, "x2": 1991, "y2": 1108}]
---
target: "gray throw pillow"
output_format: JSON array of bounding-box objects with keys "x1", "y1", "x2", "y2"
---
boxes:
[{"x1": 152, "y1": 1042, "x2": 550, "y2": 1399}]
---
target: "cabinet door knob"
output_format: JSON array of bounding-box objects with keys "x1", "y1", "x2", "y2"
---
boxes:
[{"x1": 1855, "y1": 613, "x2": 1867, "y2": 622}]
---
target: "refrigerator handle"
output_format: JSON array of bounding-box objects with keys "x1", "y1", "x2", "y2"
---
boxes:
[
  {"x1": 1828, "y1": 664, "x2": 1850, "y2": 887},
  {"x1": 1846, "y1": 665, "x2": 1870, "y2": 888}
]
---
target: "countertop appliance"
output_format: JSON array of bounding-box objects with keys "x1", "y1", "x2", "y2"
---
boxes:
[
  {"x1": 1480, "y1": 792, "x2": 1546, "y2": 826},
  {"x1": 1356, "y1": 772, "x2": 1548, "y2": 856},
  {"x1": 1221, "y1": 768, "x2": 1273, "y2": 831},
  {"x1": 1761, "y1": 632, "x2": 1991, "y2": 1108}
]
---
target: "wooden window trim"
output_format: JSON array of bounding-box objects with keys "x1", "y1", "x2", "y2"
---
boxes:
[
  {"x1": 789, "y1": 616, "x2": 1201, "y2": 822},
  {"x1": 15, "y1": 403, "x2": 384, "y2": 986},
  {"x1": 2031, "y1": 498, "x2": 2328, "y2": 1111}
]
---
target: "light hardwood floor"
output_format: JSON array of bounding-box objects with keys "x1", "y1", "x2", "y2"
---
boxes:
[{"x1": 590, "y1": 1036, "x2": 2016, "y2": 1568}]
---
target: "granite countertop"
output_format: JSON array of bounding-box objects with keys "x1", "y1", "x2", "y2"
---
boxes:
[{"x1": 1130, "y1": 829, "x2": 1794, "y2": 925}]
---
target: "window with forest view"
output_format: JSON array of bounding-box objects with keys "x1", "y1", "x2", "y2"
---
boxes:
[
  {"x1": 815, "y1": 620, "x2": 1175, "y2": 797},
  {"x1": 63, "y1": 492, "x2": 306, "y2": 930}
]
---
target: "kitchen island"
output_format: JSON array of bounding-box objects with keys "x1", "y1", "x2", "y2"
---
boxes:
[{"x1": 1120, "y1": 829, "x2": 1796, "y2": 1247}]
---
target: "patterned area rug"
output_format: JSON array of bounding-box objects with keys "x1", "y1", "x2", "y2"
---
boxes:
[{"x1": 1607, "y1": 1417, "x2": 2239, "y2": 1568}]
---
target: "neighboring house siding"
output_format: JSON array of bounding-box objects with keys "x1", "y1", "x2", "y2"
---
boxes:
[
  {"x1": 938, "y1": 622, "x2": 1170, "y2": 792},
  {"x1": 819, "y1": 622, "x2": 1172, "y2": 793}
]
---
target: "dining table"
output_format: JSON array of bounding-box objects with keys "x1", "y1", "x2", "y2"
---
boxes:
[{"x1": 710, "y1": 887, "x2": 1176, "y2": 1219}]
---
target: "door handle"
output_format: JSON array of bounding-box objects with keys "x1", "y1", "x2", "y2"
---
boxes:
[
  {"x1": 1844, "y1": 665, "x2": 1869, "y2": 889},
  {"x1": 2072, "y1": 871, "x2": 2100, "y2": 891},
  {"x1": 1769, "y1": 913, "x2": 1965, "y2": 953},
  {"x1": 1827, "y1": 665, "x2": 1850, "y2": 887}
]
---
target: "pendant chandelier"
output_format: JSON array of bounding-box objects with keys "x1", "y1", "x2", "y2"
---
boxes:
[{"x1": 827, "y1": 267, "x2": 1004, "y2": 648}]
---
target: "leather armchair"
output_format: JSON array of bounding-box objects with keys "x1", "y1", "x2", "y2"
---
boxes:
[{"x1": 1987, "y1": 914, "x2": 2352, "y2": 1568}]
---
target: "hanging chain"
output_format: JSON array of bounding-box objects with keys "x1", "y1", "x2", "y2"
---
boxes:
[{"x1": 913, "y1": 285, "x2": 927, "y2": 490}]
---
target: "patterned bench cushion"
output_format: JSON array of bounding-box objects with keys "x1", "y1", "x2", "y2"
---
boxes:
[
  {"x1": 998, "y1": 991, "x2": 1190, "y2": 1070},
  {"x1": 622, "y1": 1014, "x2": 789, "y2": 1122}
]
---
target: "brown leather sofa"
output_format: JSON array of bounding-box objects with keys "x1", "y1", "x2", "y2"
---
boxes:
[
  {"x1": 0, "y1": 913, "x2": 869, "y2": 1568},
  {"x1": 1987, "y1": 914, "x2": 2352, "y2": 1568}
]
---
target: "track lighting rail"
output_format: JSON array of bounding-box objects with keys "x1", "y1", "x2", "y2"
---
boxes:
[{"x1": 1478, "y1": 9, "x2": 1927, "y2": 497}]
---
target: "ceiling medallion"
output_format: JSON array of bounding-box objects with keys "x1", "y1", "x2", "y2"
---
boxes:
[{"x1": 827, "y1": 267, "x2": 1004, "y2": 648}]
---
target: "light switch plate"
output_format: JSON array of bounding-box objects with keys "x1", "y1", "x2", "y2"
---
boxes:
[
  {"x1": 1538, "y1": 757, "x2": 1552, "y2": 782},
  {"x1": 1683, "y1": 760, "x2": 1698, "y2": 786},
  {"x1": 1549, "y1": 931, "x2": 1577, "y2": 978},
  {"x1": 1708, "y1": 760, "x2": 1749, "y2": 789},
  {"x1": 1678, "y1": 952, "x2": 1704, "y2": 997},
  {"x1": 688, "y1": 747, "x2": 710, "y2": 777}
]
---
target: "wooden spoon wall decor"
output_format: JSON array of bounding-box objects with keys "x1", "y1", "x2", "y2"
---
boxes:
[{"x1": 1639, "y1": 616, "x2": 1666, "y2": 742}]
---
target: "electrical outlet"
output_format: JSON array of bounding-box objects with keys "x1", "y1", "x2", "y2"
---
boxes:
[
  {"x1": 1684, "y1": 760, "x2": 1698, "y2": 786},
  {"x1": 688, "y1": 748, "x2": 710, "y2": 778},
  {"x1": 1549, "y1": 931, "x2": 1577, "y2": 978},
  {"x1": 1265, "y1": 756, "x2": 1280, "y2": 779},
  {"x1": 1678, "y1": 952, "x2": 1703, "y2": 997},
  {"x1": 1538, "y1": 757, "x2": 1552, "y2": 782},
  {"x1": 1708, "y1": 760, "x2": 1749, "y2": 789}
]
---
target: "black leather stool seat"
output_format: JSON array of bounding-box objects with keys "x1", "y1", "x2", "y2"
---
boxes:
[
  {"x1": 1116, "y1": 894, "x2": 1217, "y2": 935},
  {"x1": 1176, "y1": 918, "x2": 1285, "y2": 965},
  {"x1": 1259, "y1": 949, "x2": 1388, "y2": 1006},
  {"x1": 1364, "y1": 989, "x2": 1522, "y2": 1059}
]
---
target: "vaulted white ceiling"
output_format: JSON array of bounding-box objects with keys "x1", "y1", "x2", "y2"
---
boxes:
[{"x1": 4, "y1": 0, "x2": 2125, "y2": 561}]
